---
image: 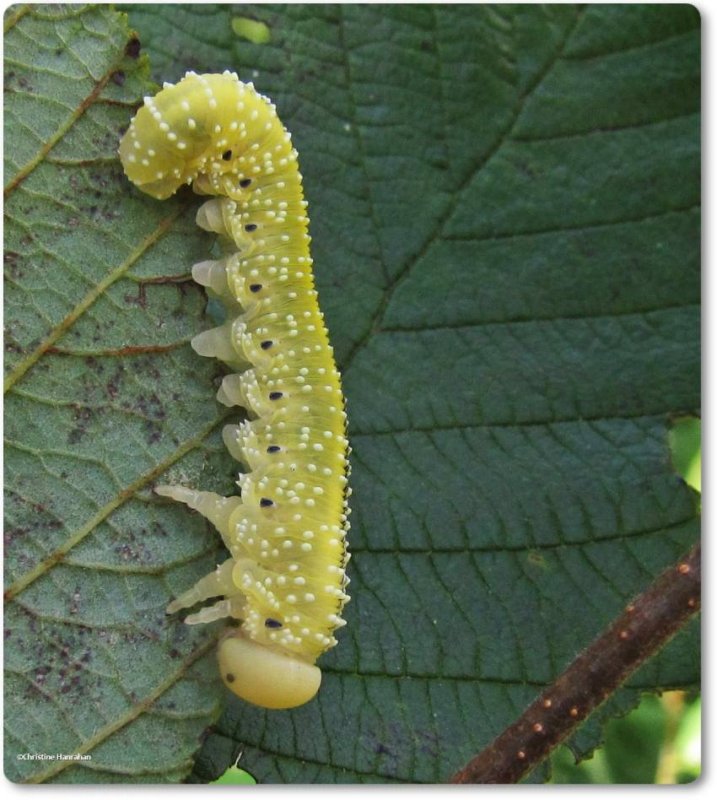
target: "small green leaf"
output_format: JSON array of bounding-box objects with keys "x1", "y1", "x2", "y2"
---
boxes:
[
  {"x1": 669, "y1": 417, "x2": 701, "y2": 492},
  {"x1": 210, "y1": 765, "x2": 257, "y2": 785},
  {"x1": 231, "y1": 16, "x2": 271, "y2": 45}
]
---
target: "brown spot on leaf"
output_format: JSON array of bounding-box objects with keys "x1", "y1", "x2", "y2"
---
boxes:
[{"x1": 125, "y1": 37, "x2": 141, "y2": 58}]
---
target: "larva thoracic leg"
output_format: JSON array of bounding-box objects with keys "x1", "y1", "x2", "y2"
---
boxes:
[{"x1": 119, "y1": 71, "x2": 350, "y2": 709}]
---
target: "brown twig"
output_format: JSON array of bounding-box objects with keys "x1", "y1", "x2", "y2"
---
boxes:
[{"x1": 449, "y1": 542, "x2": 701, "y2": 784}]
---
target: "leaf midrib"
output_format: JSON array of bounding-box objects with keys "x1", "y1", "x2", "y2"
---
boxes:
[{"x1": 338, "y1": 7, "x2": 587, "y2": 378}]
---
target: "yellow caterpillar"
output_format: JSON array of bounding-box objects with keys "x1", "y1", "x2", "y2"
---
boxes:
[{"x1": 119, "y1": 71, "x2": 350, "y2": 709}]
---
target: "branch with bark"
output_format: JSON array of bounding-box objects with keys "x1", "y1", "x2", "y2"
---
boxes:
[{"x1": 450, "y1": 542, "x2": 701, "y2": 784}]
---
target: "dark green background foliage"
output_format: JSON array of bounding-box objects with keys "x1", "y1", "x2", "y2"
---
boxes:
[{"x1": 3, "y1": 3, "x2": 700, "y2": 784}]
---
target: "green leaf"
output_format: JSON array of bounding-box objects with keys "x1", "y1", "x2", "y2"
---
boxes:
[
  {"x1": 3, "y1": 5, "x2": 226, "y2": 783},
  {"x1": 4, "y1": 2, "x2": 700, "y2": 785},
  {"x1": 550, "y1": 691, "x2": 701, "y2": 783}
]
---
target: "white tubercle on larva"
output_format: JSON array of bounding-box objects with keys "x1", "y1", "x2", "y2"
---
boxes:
[{"x1": 119, "y1": 71, "x2": 350, "y2": 710}]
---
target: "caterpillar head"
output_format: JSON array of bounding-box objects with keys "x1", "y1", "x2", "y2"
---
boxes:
[{"x1": 218, "y1": 631, "x2": 322, "y2": 709}]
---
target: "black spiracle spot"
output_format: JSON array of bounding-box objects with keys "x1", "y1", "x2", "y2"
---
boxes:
[
  {"x1": 222, "y1": 150, "x2": 233, "y2": 161},
  {"x1": 249, "y1": 283, "x2": 262, "y2": 293},
  {"x1": 239, "y1": 178, "x2": 252, "y2": 188},
  {"x1": 267, "y1": 445, "x2": 281, "y2": 453},
  {"x1": 269, "y1": 392, "x2": 283, "y2": 401},
  {"x1": 260, "y1": 498, "x2": 274, "y2": 507},
  {"x1": 225, "y1": 673, "x2": 236, "y2": 683},
  {"x1": 265, "y1": 618, "x2": 283, "y2": 629},
  {"x1": 245, "y1": 223, "x2": 257, "y2": 232}
]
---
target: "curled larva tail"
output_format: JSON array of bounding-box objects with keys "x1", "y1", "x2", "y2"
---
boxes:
[{"x1": 218, "y1": 632, "x2": 321, "y2": 709}]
